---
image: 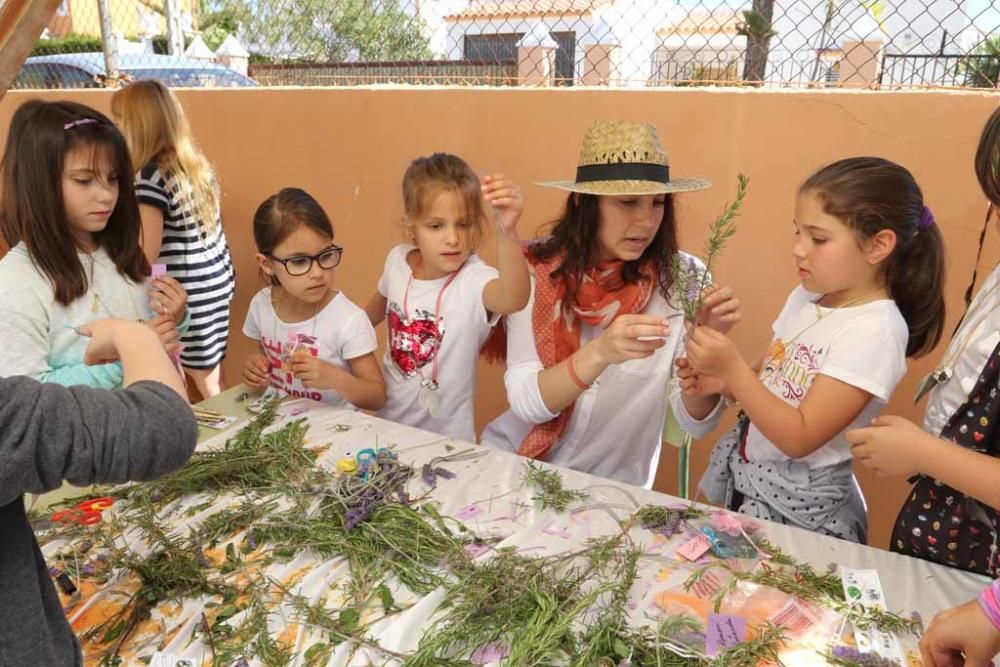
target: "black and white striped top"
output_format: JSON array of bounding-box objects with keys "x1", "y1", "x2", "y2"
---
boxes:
[{"x1": 136, "y1": 163, "x2": 235, "y2": 369}]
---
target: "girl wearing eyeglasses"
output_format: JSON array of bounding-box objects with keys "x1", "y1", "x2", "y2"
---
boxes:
[{"x1": 242, "y1": 188, "x2": 386, "y2": 410}]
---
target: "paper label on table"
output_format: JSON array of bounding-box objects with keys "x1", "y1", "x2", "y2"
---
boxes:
[
  {"x1": 677, "y1": 534, "x2": 712, "y2": 561},
  {"x1": 248, "y1": 387, "x2": 283, "y2": 413},
  {"x1": 151, "y1": 263, "x2": 167, "y2": 279},
  {"x1": 769, "y1": 599, "x2": 817, "y2": 640},
  {"x1": 456, "y1": 505, "x2": 483, "y2": 520},
  {"x1": 150, "y1": 652, "x2": 197, "y2": 667},
  {"x1": 706, "y1": 613, "x2": 746, "y2": 656},
  {"x1": 839, "y1": 567, "x2": 905, "y2": 663},
  {"x1": 197, "y1": 414, "x2": 238, "y2": 430}
]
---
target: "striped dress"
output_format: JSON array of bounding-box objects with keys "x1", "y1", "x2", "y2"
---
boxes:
[{"x1": 136, "y1": 163, "x2": 235, "y2": 369}]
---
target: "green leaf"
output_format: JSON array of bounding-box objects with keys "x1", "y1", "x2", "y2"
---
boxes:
[
  {"x1": 376, "y1": 584, "x2": 395, "y2": 613},
  {"x1": 613, "y1": 638, "x2": 630, "y2": 658},
  {"x1": 101, "y1": 618, "x2": 130, "y2": 643},
  {"x1": 339, "y1": 608, "x2": 360, "y2": 630},
  {"x1": 215, "y1": 604, "x2": 239, "y2": 622}
]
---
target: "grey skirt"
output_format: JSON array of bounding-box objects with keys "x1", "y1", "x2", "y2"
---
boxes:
[{"x1": 698, "y1": 418, "x2": 868, "y2": 544}]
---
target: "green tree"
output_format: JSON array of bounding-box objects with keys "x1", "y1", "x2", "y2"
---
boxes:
[
  {"x1": 211, "y1": 0, "x2": 432, "y2": 62},
  {"x1": 738, "y1": 2, "x2": 777, "y2": 83},
  {"x1": 962, "y1": 35, "x2": 1000, "y2": 88}
]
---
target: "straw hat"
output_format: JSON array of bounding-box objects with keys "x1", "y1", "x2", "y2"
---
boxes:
[{"x1": 539, "y1": 120, "x2": 711, "y2": 196}]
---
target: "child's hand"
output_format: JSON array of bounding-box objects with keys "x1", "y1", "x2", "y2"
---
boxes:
[
  {"x1": 685, "y1": 325, "x2": 743, "y2": 381},
  {"x1": 593, "y1": 314, "x2": 669, "y2": 365},
  {"x1": 696, "y1": 285, "x2": 742, "y2": 334},
  {"x1": 289, "y1": 349, "x2": 338, "y2": 389},
  {"x1": 675, "y1": 357, "x2": 726, "y2": 397},
  {"x1": 146, "y1": 313, "x2": 180, "y2": 353},
  {"x1": 482, "y1": 174, "x2": 522, "y2": 240},
  {"x1": 845, "y1": 415, "x2": 930, "y2": 477},
  {"x1": 920, "y1": 596, "x2": 1000, "y2": 667},
  {"x1": 243, "y1": 352, "x2": 271, "y2": 389},
  {"x1": 149, "y1": 276, "x2": 187, "y2": 323}
]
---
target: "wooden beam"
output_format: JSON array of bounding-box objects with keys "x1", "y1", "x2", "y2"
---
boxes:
[{"x1": 0, "y1": 0, "x2": 64, "y2": 101}]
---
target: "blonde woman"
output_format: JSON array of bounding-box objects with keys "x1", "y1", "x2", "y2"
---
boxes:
[{"x1": 112, "y1": 80, "x2": 235, "y2": 397}]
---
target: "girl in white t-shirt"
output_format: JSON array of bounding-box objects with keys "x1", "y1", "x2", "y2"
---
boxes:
[
  {"x1": 685, "y1": 157, "x2": 947, "y2": 543},
  {"x1": 242, "y1": 188, "x2": 385, "y2": 410},
  {"x1": 365, "y1": 153, "x2": 530, "y2": 442}
]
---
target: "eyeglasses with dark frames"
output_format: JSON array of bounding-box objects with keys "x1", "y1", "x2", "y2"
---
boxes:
[{"x1": 268, "y1": 245, "x2": 343, "y2": 276}]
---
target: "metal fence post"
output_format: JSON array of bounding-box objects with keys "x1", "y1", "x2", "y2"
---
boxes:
[{"x1": 96, "y1": 0, "x2": 119, "y2": 86}]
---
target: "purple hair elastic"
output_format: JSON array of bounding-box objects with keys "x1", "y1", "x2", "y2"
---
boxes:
[
  {"x1": 919, "y1": 205, "x2": 935, "y2": 230},
  {"x1": 63, "y1": 118, "x2": 97, "y2": 131}
]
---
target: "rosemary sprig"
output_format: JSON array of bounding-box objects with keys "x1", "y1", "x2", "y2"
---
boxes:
[
  {"x1": 672, "y1": 174, "x2": 749, "y2": 323},
  {"x1": 523, "y1": 460, "x2": 588, "y2": 512}
]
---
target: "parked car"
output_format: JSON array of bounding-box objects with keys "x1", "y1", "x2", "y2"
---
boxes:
[{"x1": 13, "y1": 52, "x2": 258, "y2": 89}]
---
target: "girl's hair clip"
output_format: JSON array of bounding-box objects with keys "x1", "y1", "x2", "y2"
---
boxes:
[
  {"x1": 919, "y1": 205, "x2": 936, "y2": 230},
  {"x1": 64, "y1": 118, "x2": 98, "y2": 131}
]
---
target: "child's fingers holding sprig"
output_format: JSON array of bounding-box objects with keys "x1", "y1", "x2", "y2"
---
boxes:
[
  {"x1": 685, "y1": 324, "x2": 743, "y2": 382},
  {"x1": 695, "y1": 285, "x2": 742, "y2": 334},
  {"x1": 481, "y1": 174, "x2": 522, "y2": 239},
  {"x1": 675, "y1": 357, "x2": 726, "y2": 397}
]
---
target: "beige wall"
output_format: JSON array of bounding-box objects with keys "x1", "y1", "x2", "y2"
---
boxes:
[{"x1": 2, "y1": 86, "x2": 998, "y2": 549}]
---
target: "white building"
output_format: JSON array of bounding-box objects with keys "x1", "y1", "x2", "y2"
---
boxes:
[{"x1": 428, "y1": 0, "x2": 985, "y2": 86}]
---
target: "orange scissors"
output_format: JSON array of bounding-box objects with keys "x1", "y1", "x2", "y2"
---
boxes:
[{"x1": 51, "y1": 496, "x2": 114, "y2": 526}]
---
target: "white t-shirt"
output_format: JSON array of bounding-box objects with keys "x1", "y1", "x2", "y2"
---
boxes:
[
  {"x1": 923, "y1": 264, "x2": 1000, "y2": 436},
  {"x1": 375, "y1": 245, "x2": 499, "y2": 442},
  {"x1": 481, "y1": 252, "x2": 723, "y2": 488},
  {"x1": 0, "y1": 244, "x2": 155, "y2": 389},
  {"x1": 744, "y1": 286, "x2": 909, "y2": 467},
  {"x1": 242, "y1": 288, "x2": 377, "y2": 409}
]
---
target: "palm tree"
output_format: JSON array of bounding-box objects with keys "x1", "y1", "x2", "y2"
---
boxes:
[{"x1": 739, "y1": 0, "x2": 777, "y2": 83}]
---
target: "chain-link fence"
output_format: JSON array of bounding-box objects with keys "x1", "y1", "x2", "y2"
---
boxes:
[{"x1": 12, "y1": 0, "x2": 1000, "y2": 90}]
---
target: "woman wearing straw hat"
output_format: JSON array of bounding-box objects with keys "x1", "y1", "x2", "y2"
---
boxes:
[{"x1": 481, "y1": 120, "x2": 740, "y2": 487}]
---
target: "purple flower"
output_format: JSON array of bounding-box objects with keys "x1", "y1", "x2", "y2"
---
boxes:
[
  {"x1": 197, "y1": 551, "x2": 211, "y2": 568},
  {"x1": 830, "y1": 645, "x2": 902, "y2": 666},
  {"x1": 832, "y1": 646, "x2": 864, "y2": 660},
  {"x1": 48, "y1": 566, "x2": 61, "y2": 578},
  {"x1": 421, "y1": 463, "x2": 438, "y2": 486},
  {"x1": 232, "y1": 659, "x2": 249, "y2": 667},
  {"x1": 81, "y1": 563, "x2": 96, "y2": 576},
  {"x1": 247, "y1": 532, "x2": 257, "y2": 550},
  {"x1": 96, "y1": 553, "x2": 109, "y2": 563},
  {"x1": 421, "y1": 463, "x2": 456, "y2": 487}
]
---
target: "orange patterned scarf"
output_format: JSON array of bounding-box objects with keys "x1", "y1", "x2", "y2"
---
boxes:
[{"x1": 518, "y1": 251, "x2": 655, "y2": 460}]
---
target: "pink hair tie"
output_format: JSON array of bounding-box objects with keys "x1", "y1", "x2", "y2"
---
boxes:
[{"x1": 63, "y1": 118, "x2": 97, "y2": 131}]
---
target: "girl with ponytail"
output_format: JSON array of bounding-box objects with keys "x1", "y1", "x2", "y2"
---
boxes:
[{"x1": 684, "y1": 156, "x2": 945, "y2": 544}]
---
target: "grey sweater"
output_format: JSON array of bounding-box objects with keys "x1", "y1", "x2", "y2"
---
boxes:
[{"x1": 0, "y1": 377, "x2": 197, "y2": 666}]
